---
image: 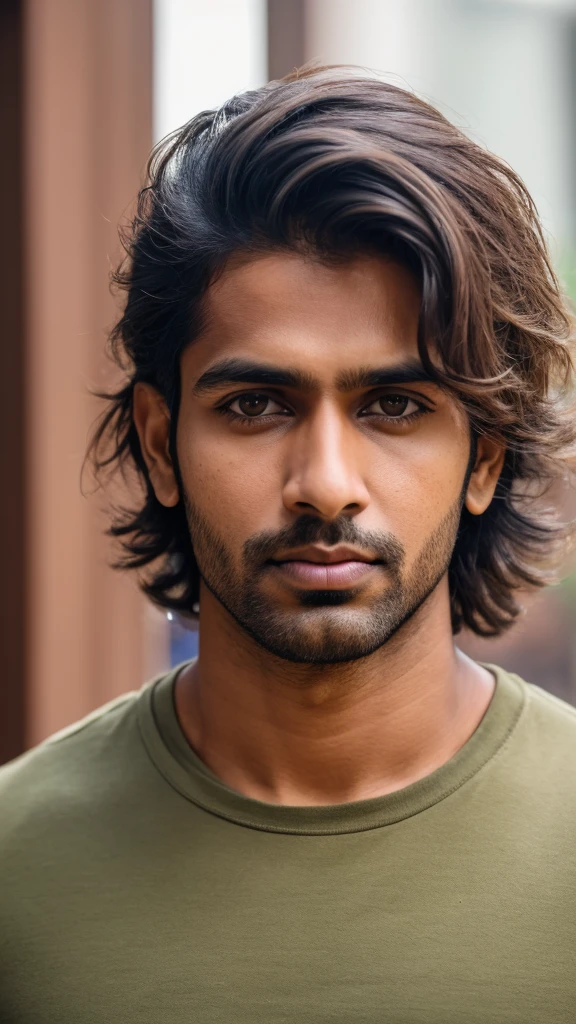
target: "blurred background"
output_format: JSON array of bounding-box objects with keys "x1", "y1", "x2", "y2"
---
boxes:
[{"x1": 2, "y1": 0, "x2": 576, "y2": 763}]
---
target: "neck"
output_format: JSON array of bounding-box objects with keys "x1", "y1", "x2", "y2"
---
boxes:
[{"x1": 174, "y1": 580, "x2": 495, "y2": 806}]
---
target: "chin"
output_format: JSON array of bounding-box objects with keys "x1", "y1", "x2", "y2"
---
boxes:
[{"x1": 242, "y1": 605, "x2": 396, "y2": 665}]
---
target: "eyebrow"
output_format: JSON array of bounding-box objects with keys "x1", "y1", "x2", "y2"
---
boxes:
[
  {"x1": 192, "y1": 358, "x2": 317, "y2": 394},
  {"x1": 192, "y1": 357, "x2": 437, "y2": 395},
  {"x1": 336, "y1": 362, "x2": 437, "y2": 390}
]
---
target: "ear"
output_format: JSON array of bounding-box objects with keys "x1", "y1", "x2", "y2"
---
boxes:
[
  {"x1": 132, "y1": 383, "x2": 179, "y2": 508},
  {"x1": 465, "y1": 435, "x2": 505, "y2": 516}
]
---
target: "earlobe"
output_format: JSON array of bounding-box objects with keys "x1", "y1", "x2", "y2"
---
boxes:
[
  {"x1": 132, "y1": 383, "x2": 180, "y2": 508},
  {"x1": 465, "y1": 435, "x2": 505, "y2": 516}
]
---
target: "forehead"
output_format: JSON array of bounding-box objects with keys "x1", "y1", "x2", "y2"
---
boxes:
[{"x1": 188, "y1": 252, "x2": 421, "y2": 381}]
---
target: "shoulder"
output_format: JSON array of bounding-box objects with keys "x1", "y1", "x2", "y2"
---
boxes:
[
  {"x1": 0, "y1": 679, "x2": 162, "y2": 843},
  {"x1": 521, "y1": 675, "x2": 576, "y2": 740},
  {"x1": 495, "y1": 668, "x2": 576, "y2": 795}
]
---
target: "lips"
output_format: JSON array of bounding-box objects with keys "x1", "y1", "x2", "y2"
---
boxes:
[
  {"x1": 269, "y1": 545, "x2": 381, "y2": 589},
  {"x1": 273, "y1": 559, "x2": 378, "y2": 588}
]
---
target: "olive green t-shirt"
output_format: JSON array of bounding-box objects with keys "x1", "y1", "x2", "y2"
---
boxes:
[{"x1": 1, "y1": 663, "x2": 576, "y2": 1023}]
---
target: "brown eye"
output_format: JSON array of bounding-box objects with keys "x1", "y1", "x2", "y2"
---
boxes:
[
  {"x1": 238, "y1": 394, "x2": 270, "y2": 416},
  {"x1": 378, "y1": 395, "x2": 410, "y2": 417},
  {"x1": 228, "y1": 393, "x2": 286, "y2": 418},
  {"x1": 360, "y1": 393, "x2": 424, "y2": 420}
]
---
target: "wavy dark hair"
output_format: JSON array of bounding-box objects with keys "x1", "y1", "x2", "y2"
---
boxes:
[{"x1": 89, "y1": 66, "x2": 575, "y2": 636}]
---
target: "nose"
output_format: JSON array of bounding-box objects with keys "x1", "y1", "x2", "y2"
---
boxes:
[{"x1": 282, "y1": 401, "x2": 370, "y2": 520}]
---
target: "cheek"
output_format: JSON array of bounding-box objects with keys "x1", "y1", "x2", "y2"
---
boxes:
[
  {"x1": 367, "y1": 421, "x2": 470, "y2": 550},
  {"x1": 177, "y1": 419, "x2": 282, "y2": 544}
]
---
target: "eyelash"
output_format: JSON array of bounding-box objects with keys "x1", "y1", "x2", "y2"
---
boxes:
[{"x1": 216, "y1": 392, "x2": 432, "y2": 428}]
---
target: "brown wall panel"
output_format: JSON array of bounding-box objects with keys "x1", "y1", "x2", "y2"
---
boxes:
[
  {"x1": 23, "y1": 0, "x2": 163, "y2": 749},
  {"x1": 267, "y1": 0, "x2": 306, "y2": 80}
]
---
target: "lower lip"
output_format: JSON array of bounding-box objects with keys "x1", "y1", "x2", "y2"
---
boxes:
[{"x1": 271, "y1": 560, "x2": 379, "y2": 588}]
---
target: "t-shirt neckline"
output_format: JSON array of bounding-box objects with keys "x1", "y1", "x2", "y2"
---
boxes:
[{"x1": 137, "y1": 661, "x2": 526, "y2": 836}]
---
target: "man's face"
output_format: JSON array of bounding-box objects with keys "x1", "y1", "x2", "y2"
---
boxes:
[{"x1": 169, "y1": 253, "x2": 474, "y2": 663}]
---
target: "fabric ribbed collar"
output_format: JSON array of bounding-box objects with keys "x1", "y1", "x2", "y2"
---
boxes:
[{"x1": 137, "y1": 661, "x2": 526, "y2": 836}]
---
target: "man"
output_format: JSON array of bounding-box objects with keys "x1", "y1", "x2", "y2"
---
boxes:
[{"x1": 1, "y1": 67, "x2": 575, "y2": 1022}]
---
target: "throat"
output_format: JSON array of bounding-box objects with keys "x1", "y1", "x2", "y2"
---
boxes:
[{"x1": 173, "y1": 636, "x2": 495, "y2": 807}]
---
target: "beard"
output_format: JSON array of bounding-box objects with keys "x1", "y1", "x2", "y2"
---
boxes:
[{"x1": 184, "y1": 496, "x2": 461, "y2": 665}]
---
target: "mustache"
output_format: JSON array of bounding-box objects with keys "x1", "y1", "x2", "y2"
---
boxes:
[{"x1": 243, "y1": 514, "x2": 405, "y2": 569}]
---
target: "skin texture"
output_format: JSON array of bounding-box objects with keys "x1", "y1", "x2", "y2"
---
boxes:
[{"x1": 133, "y1": 253, "x2": 505, "y2": 806}]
